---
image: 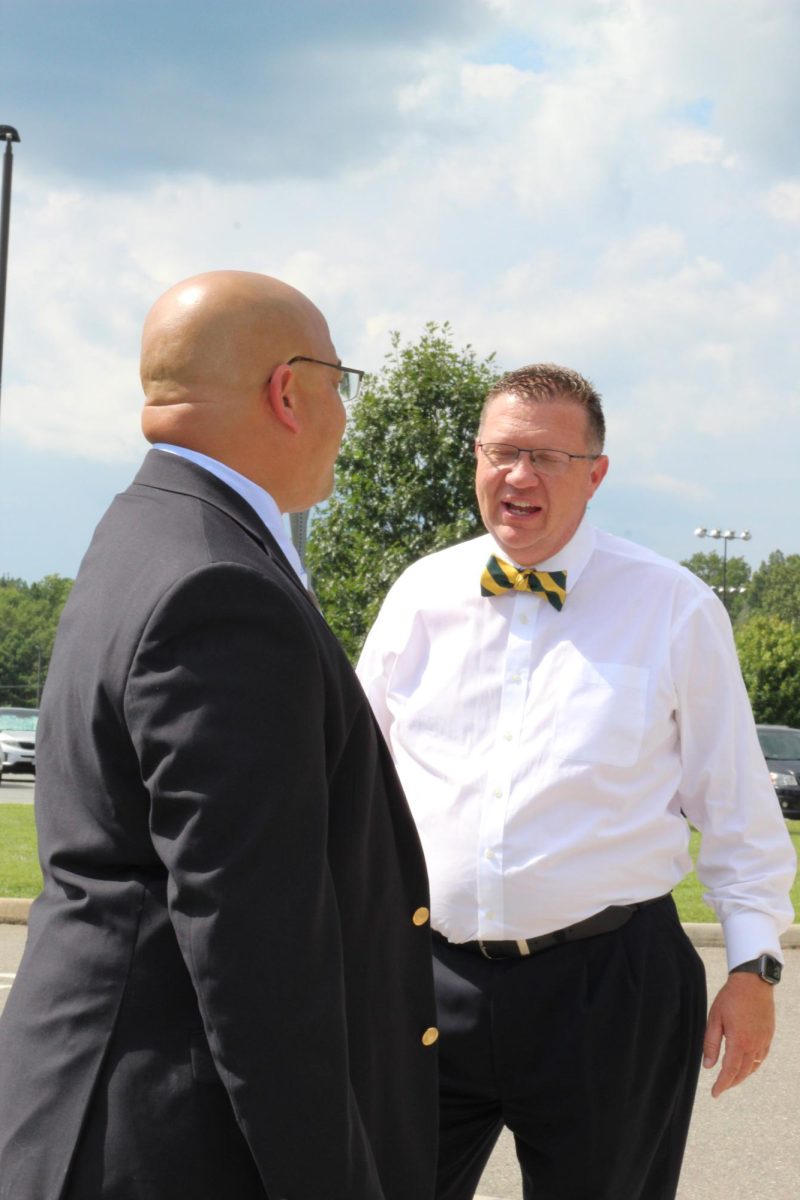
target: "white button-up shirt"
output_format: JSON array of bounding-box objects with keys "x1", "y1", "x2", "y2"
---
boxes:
[{"x1": 357, "y1": 519, "x2": 795, "y2": 969}]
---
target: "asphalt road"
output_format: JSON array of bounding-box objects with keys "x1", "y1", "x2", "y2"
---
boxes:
[
  {"x1": 0, "y1": 776, "x2": 35, "y2": 804},
  {"x1": 0, "y1": 929, "x2": 797, "y2": 1198}
]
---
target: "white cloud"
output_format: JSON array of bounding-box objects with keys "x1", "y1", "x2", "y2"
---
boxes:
[
  {"x1": 658, "y1": 128, "x2": 739, "y2": 170},
  {"x1": 2, "y1": 0, "x2": 800, "y2": 581},
  {"x1": 764, "y1": 181, "x2": 800, "y2": 224},
  {"x1": 634, "y1": 473, "x2": 713, "y2": 504},
  {"x1": 599, "y1": 227, "x2": 687, "y2": 274},
  {"x1": 460, "y1": 62, "x2": 531, "y2": 101}
]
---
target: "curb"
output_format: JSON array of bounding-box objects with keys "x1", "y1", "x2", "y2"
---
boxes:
[
  {"x1": 683, "y1": 922, "x2": 800, "y2": 948},
  {"x1": 2, "y1": 898, "x2": 799, "y2": 946},
  {"x1": 0, "y1": 898, "x2": 32, "y2": 925}
]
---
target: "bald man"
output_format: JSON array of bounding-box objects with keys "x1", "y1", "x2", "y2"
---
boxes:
[{"x1": 0, "y1": 272, "x2": 438, "y2": 1200}]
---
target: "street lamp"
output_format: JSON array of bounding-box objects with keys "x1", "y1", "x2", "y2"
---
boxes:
[
  {"x1": 694, "y1": 527, "x2": 751, "y2": 609},
  {"x1": 0, "y1": 124, "x2": 21, "y2": 413}
]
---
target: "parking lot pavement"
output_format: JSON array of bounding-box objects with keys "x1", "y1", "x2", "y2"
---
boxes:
[
  {"x1": 0, "y1": 777, "x2": 35, "y2": 804},
  {"x1": 0, "y1": 924, "x2": 27, "y2": 1014}
]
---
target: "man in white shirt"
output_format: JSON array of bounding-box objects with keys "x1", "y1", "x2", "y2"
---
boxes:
[{"x1": 357, "y1": 363, "x2": 795, "y2": 1200}]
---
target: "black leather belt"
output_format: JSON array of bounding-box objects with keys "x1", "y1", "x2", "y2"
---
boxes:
[{"x1": 434, "y1": 894, "x2": 670, "y2": 961}]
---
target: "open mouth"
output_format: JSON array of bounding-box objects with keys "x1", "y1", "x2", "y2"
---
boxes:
[{"x1": 502, "y1": 499, "x2": 541, "y2": 516}]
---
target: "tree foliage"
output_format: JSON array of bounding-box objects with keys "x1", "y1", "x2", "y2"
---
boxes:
[
  {"x1": 306, "y1": 323, "x2": 500, "y2": 659},
  {"x1": 746, "y1": 551, "x2": 800, "y2": 628},
  {"x1": 0, "y1": 575, "x2": 73, "y2": 707},
  {"x1": 680, "y1": 551, "x2": 751, "y2": 623},
  {"x1": 734, "y1": 615, "x2": 800, "y2": 728}
]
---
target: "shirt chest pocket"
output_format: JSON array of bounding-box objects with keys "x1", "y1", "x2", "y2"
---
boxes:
[{"x1": 550, "y1": 655, "x2": 649, "y2": 768}]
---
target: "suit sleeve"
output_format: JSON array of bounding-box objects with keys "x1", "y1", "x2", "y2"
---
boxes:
[{"x1": 125, "y1": 562, "x2": 385, "y2": 1200}]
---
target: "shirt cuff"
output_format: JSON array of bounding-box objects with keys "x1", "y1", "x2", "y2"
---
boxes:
[{"x1": 721, "y1": 910, "x2": 786, "y2": 972}]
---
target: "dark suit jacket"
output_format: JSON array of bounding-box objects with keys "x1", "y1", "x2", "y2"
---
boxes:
[{"x1": 0, "y1": 450, "x2": 438, "y2": 1200}]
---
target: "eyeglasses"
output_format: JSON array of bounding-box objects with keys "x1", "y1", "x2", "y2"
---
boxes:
[
  {"x1": 478, "y1": 442, "x2": 601, "y2": 476},
  {"x1": 287, "y1": 356, "x2": 364, "y2": 403}
]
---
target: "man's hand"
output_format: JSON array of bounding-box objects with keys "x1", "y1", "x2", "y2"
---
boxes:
[{"x1": 703, "y1": 971, "x2": 775, "y2": 1098}]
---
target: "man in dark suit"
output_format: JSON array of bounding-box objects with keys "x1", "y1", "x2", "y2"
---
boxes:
[{"x1": 0, "y1": 271, "x2": 439, "y2": 1200}]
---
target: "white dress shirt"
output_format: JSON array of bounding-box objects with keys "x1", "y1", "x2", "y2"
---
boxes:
[
  {"x1": 151, "y1": 444, "x2": 307, "y2": 586},
  {"x1": 357, "y1": 519, "x2": 796, "y2": 969}
]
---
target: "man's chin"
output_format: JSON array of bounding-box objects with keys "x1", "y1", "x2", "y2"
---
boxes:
[{"x1": 492, "y1": 525, "x2": 543, "y2": 564}]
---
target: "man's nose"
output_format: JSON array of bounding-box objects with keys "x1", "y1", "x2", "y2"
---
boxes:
[{"x1": 506, "y1": 453, "x2": 542, "y2": 485}]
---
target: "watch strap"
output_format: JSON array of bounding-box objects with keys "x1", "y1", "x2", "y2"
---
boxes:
[{"x1": 729, "y1": 954, "x2": 782, "y2": 985}]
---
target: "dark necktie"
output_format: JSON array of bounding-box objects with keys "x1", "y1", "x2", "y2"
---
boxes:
[{"x1": 480, "y1": 554, "x2": 567, "y2": 611}]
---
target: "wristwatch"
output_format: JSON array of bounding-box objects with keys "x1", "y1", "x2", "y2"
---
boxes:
[{"x1": 729, "y1": 954, "x2": 782, "y2": 985}]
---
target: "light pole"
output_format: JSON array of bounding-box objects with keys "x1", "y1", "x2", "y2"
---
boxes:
[
  {"x1": 289, "y1": 511, "x2": 309, "y2": 569},
  {"x1": 694, "y1": 527, "x2": 751, "y2": 609},
  {"x1": 0, "y1": 124, "x2": 21, "y2": 413}
]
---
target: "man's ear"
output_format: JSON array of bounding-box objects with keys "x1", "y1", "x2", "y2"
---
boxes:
[
  {"x1": 266, "y1": 363, "x2": 301, "y2": 433},
  {"x1": 587, "y1": 454, "x2": 609, "y2": 498}
]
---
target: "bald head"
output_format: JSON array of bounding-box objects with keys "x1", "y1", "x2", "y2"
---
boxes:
[
  {"x1": 139, "y1": 270, "x2": 345, "y2": 509},
  {"x1": 141, "y1": 271, "x2": 326, "y2": 433}
]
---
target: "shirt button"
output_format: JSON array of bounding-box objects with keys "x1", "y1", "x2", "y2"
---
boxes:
[
  {"x1": 503, "y1": 730, "x2": 513, "y2": 741},
  {"x1": 412, "y1": 906, "x2": 430, "y2": 926},
  {"x1": 493, "y1": 788, "x2": 502, "y2": 798},
  {"x1": 519, "y1": 613, "x2": 529, "y2": 625},
  {"x1": 421, "y1": 1027, "x2": 439, "y2": 1047},
  {"x1": 511, "y1": 673, "x2": 522, "y2": 683},
  {"x1": 484, "y1": 848, "x2": 496, "y2": 861}
]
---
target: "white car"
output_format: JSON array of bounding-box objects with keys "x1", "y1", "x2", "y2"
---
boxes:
[{"x1": 0, "y1": 707, "x2": 38, "y2": 779}]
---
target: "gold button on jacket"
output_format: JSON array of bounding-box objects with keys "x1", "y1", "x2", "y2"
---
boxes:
[
  {"x1": 421, "y1": 1027, "x2": 439, "y2": 1047},
  {"x1": 412, "y1": 906, "x2": 430, "y2": 926}
]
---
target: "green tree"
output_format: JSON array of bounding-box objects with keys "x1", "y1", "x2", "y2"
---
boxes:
[
  {"x1": 746, "y1": 551, "x2": 800, "y2": 627},
  {"x1": 0, "y1": 575, "x2": 73, "y2": 706},
  {"x1": 680, "y1": 551, "x2": 751, "y2": 623},
  {"x1": 734, "y1": 615, "x2": 800, "y2": 727},
  {"x1": 306, "y1": 323, "x2": 500, "y2": 659}
]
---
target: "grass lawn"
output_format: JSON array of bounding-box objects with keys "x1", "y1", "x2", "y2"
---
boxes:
[
  {"x1": 1, "y1": 804, "x2": 798, "y2": 922},
  {"x1": 674, "y1": 819, "x2": 800, "y2": 921},
  {"x1": 0, "y1": 804, "x2": 42, "y2": 898}
]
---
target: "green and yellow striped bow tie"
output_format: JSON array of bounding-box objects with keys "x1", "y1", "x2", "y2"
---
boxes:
[{"x1": 480, "y1": 555, "x2": 567, "y2": 611}]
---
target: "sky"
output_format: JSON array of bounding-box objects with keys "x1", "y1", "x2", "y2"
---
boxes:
[{"x1": 0, "y1": 0, "x2": 798, "y2": 582}]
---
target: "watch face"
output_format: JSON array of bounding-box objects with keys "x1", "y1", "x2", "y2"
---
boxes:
[{"x1": 762, "y1": 956, "x2": 782, "y2": 984}]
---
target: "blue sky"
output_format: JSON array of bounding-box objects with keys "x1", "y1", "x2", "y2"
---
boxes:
[{"x1": 1, "y1": 0, "x2": 798, "y2": 582}]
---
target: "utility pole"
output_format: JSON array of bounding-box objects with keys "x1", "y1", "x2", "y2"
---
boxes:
[{"x1": 0, "y1": 125, "x2": 21, "y2": 414}]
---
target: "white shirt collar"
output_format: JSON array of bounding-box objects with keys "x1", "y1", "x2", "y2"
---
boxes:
[
  {"x1": 488, "y1": 516, "x2": 596, "y2": 592},
  {"x1": 150, "y1": 444, "x2": 308, "y2": 586}
]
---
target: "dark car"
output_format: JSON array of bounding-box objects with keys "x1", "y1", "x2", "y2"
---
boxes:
[
  {"x1": 0, "y1": 707, "x2": 38, "y2": 780},
  {"x1": 756, "y1": 724, "x2": 800, "y2": 819}
]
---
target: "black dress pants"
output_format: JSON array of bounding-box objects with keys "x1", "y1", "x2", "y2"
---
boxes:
[{"x1": 432, "y1": 895, "x2": 707, "y2": 1200}]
